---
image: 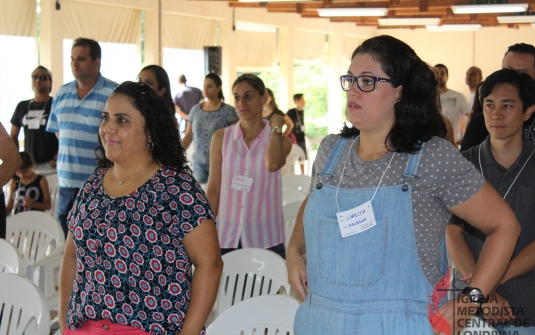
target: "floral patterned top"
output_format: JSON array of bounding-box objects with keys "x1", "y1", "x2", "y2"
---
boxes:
[{"x1": 66, "y1": 166, "x2": 214, "y2": 335}]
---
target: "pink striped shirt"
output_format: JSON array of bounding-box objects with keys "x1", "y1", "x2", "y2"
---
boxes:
[{"x1": 217, "y1": 120, "x2": 284, "y2": 248}]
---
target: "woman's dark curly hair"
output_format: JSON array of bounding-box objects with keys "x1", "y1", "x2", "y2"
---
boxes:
[
  {"x1": 341, "y1": 35, "x2": 446, "y2": 153},
  {"x1": 95, "y1": 81, "x2": 190, "y2": 173}
]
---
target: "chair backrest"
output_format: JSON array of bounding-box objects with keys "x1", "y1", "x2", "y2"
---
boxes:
[
  {"x1": 282, "y1": 187, "x2": 307, "y2": 206},
  {"x1": 6, "y1": 211, "x2": 65, "y2": 265},
  {"x1": 0, "y1": 239, "x2": 24, "y2": 274},
  {"x1": 45, "y1": 174, "x2": 59, "y2": 218},
  {"x1": 282, "y1": 174, "x2": 311, "y2": 194},
  {"x1": 217, "y1": 248, "x2": 291, "y2": 318},
  {"x1": 0, "y1": 273, "x2": 50, "y2": 335},
  {"x1": 280, "y1": 144, "x2": 307, "y2": 177},
  {"x1": 282, "y1": 201, "x2": 303, "y2": 248},
  {"x1": 207, "y1": 295, "x2": 300, "y2": 335}
]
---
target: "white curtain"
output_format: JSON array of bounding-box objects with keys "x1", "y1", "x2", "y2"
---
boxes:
[
  {"x1": 163, "y1": 14, "x2": 217, "y2": 50},
  {"x1": 63, "y1": 1, "x2": 140, "y2": 44},
  {"x1": 236, "y1": 30, "x2": 276, "y2": 69},
  {"x1": 343, "y1": 36, "x2": 364, "y2": 64},
  {"x1": 294, "y1": 30, "x2": 325, "y2": 62},
  {"x1": 0, "y1": 0, "x2": 36, "y2": 37}
]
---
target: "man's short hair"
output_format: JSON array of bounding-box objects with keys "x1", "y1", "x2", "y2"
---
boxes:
[
  {"x1": 468, "y1": 66, "x2": 482, "y2": 79},
  {"x1": 480, "y1": 68, "x2": 535, "y2": 113},
  {"x1": 34, "y1": 65, "x2": 52, "y2": 93},
  {"x1": 293, "y1": 93, "x2": 304, "y2": 103},
  {"x1": 179, "y1": 74, "x2": 187, "y2": 83},
  {"x1": 504, "y1": 43, "x2": 535, "y2": 69},
  {"x1": 72, "y1": 38, "x2": 101, "y2": 61},
  {"x1": 434, "y1": 64, "x2": 448, "y2": 76}
]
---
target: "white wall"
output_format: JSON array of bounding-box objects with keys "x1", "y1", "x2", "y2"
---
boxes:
[{"x1": 379, "y1": 27, "x2": 535, "y2": 102}]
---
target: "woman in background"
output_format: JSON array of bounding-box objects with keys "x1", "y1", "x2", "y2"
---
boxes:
[
  {"x1": 183, "y1": 73, "x2": 238, "y2": 183},
  {"x1": 262, "y1": 88, "x2": 294, "y2": 137},
  {"x1": 207, "y1": 74, "x2": 291, "y2": 258},
  {"x1": 138, "y1": 65, "x2": 174, "y2": 115}
]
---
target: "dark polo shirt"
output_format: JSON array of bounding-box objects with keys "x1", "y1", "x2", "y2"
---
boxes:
[{"x1": 452, "y1": 135, "x2": 535, "y2": 324}]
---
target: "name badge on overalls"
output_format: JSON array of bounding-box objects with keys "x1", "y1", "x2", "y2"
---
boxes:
[
  {"x1": 336, "y1": 200, "x2": 376, "y2": 238},
  {"x1": 231, "y1": 175, "x2": 253, "y2": 192}
]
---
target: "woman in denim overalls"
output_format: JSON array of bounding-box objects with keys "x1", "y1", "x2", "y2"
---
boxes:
[{"x1": 287, "y1": 35, "x2": 521, "y2": 334}]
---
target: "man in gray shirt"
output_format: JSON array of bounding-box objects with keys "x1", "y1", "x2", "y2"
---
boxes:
[
  {"x1": 174, "y1": 74, "x2": 204, "y2": 132},
  {"x1": 448, "y1": 69, "x2": 535, "y2": 333}
]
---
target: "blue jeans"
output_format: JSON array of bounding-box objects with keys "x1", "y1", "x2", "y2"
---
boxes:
[
  {"x1": 57, "y1": 187, "x2": 80, "y2": 238},
  {"x1": 192, "y1": 161, "x2": 210, "y2": 183}
]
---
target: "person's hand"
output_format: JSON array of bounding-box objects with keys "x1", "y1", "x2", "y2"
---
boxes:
[
  {"x1": 482, "y1": 292, "x2": 514, "y2": 324},
  {"x1": 48, "y1": 159, "x2": 56, "y2": 168},
  {"x1": 270, "y1": 114, "x2": 285, "y2": 130},
  {"x1": 286, "y1": 250, "x2": 308, "y2": 301},
  {"x1": 460, "y1": 272, "x2": 473, "y2": 282},
  {"x1": 23, "y1": 196, "x2": 34, "y2": 207}
]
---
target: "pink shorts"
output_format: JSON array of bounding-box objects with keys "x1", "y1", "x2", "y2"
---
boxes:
[{"x1": 64, "y1": 319, "x2": 151, "y2": 335}]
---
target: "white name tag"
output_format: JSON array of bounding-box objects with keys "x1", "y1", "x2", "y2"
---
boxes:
[
  {"x1": 300, "y1": 125, "x2": 305, "y2": 132},
  {"x1": 28, "y1": 118, "x2": 40, "y2": 129},
  {"x1": 336, "y1": 201, "x2": 376, "y2": 238},
  {"x1": 231, "y1": 175, "x2": 253, "y2": 192}
]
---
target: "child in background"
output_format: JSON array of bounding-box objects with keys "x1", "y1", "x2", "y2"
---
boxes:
[{"x1": 6, "y1": 152, "x2": 51, "y2": 215}]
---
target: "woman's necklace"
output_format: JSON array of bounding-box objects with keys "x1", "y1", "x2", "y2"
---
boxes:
[{"x1": 112, "y1": 161, "x2": 154, "y2": 185}]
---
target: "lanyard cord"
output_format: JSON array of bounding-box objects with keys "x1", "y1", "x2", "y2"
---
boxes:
[
  {"x1": 335, "y1": 136, "x2": 395, "y2": 213},
  {"x1": 478, "y1": 144, "x2": 535, "y2": 199}
]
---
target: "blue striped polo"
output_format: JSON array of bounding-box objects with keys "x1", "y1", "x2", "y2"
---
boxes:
[{"x1": 46, "y1": 74, "x2": 117, "y2": 188}]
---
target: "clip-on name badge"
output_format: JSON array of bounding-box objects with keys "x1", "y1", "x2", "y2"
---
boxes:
[
  {"x1": 336, "y1": 201, "x2": 376, "y2": 238},
  {"x1": 231, "y1": 175, "x2": 253, "y2": 192}
]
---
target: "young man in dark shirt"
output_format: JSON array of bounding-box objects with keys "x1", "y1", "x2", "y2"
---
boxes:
[{"x1": 287, "y1": 93, "x2": 306, "y2": 174}]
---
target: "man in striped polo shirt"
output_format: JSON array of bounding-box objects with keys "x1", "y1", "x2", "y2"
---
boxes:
[{"x1": 46, "y1": 38, "x2": 117, "y2": 237}]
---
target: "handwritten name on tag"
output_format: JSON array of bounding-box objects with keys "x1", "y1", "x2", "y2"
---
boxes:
[
  {"x1": 231, "y1": 175, "x2": 253, "y2": 192},
  {"x1": 336, "y1": 201, "x2": 376, "y2": 238}
]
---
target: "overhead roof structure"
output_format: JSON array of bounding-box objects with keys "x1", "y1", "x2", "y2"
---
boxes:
[{"x1": 193, "y1": 0, "x2": 535, "y2": 28}]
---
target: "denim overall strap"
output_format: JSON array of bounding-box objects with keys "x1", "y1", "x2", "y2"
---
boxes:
[
  {"x1": 317, "y1": 136, "x2": 351, "y2": 182},
  {"x1": 402, "y1": 143, "x2": 424, "y2": 190}
]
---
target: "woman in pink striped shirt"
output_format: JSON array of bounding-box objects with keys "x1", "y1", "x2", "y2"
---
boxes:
[{"x1": 206, "y1": 74, "x2": 292, "y2": 258}]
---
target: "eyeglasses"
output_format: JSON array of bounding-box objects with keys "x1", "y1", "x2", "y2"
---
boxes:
[
  {"x1": 340, "y1": 75, "x2": 400, "y2": 92},
  {"x1": 32, "y1": 75, "x2": 49, "y2": 81},
  {"x1": 115, "y1": 81, "x2": 155, "y2": 99}
]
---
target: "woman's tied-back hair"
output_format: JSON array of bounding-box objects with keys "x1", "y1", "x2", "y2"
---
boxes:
[
  {"x1": 96, "y1": 81, "x2": 190, "y2": 173},
  {"x1": 205, "y1": 73, "x2": 225, "y2": 101},
  {"x1": 342, "y1": 35, "x2": 446, "y2": 153},
  {"x1": 266, "y1": 88, "x2": 280, "y2": 111},
  {"x1": 232, "y1": 74, "x2": 266, "y2": 96},
  {"x1": 138, "y1": 65, "x2": 174, "y2": 107}
]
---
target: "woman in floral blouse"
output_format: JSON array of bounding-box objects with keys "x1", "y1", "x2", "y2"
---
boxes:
[{"x1": 58, "y1": 81, "x2": 223, "y2": 335}]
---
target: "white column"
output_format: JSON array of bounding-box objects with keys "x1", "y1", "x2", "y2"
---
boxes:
[
  {"x1": 277, "y1": 27, "x2": 294, "y2": 112},
  {"x1": 219, "y1": 18, "x2": 238, "y2": 103},
  {"x1": 327, "y1": 33, "x2": 344, "y2": 134},
  {"x1": 143, "y1": 0, "x2": 160, "y2": 66},
  {"x1": 40, "y1": 0, "x2": 64, "y2": 92}
]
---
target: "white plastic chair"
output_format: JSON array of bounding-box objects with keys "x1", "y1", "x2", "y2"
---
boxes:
[
  {"x1": 6, "y1": 211, "x2": 65, "y2": 310},
  {"x1": 280, "y1": 144, "x2": 307, "y2": 177},
  {"x1": 214, "y1": 248, "x2": 291, "y2": 321},
  {"x1": 282, "y1": 187, "x2": 307, "y2": 206},
  {"x1": 45, "y1": 173, "x2": 59, "y2": 218},
  {"x1": 207, "y1": 295, "x2": 300, "y2": 335},
  {"x1": 0, "y1": 239, "x2": 24, "y2": 274},
  {"x1": 283, "y1": 200, "x2": 303, "y2": 248},
  {"x1": 0, "y1": 272, "x2": 51, "y2": 335},
  {"x1": 282, "y1": 174, "x2": 311, "y2": 195}
]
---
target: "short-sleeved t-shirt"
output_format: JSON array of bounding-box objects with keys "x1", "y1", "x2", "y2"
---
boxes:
[
  {"x1": 310, "y1": 135, "x2": 485, "y2": 285},
  {"x1": 189, "y1": 103, "x2": 238, "y2": 165},
  {"x1": 11, "y1": 98, "x2": 58, "y2": 164},
  {"x1": 66, "y1": 166, "x2": 214, "y2": 335}
]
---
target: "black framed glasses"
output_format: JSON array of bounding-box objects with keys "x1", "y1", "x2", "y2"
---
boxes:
[
  {"x1": 115, "y1": 81, "x2": 155, "y2": 99},
  {"x1": 32, "y1": 75, "x2": 49, "y2": 81},
  {"x1": 340, "y1": 75, "x2": 400, "y2": 92}
]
